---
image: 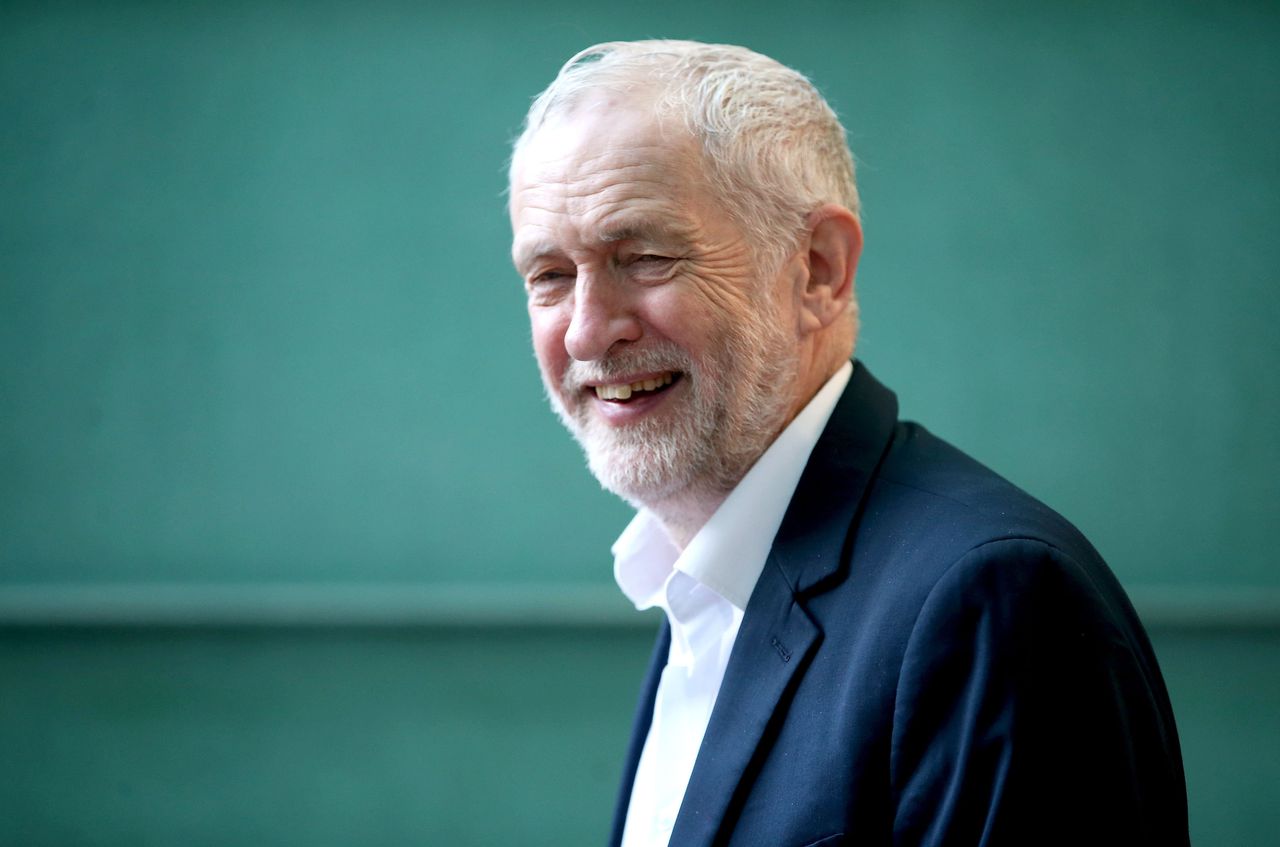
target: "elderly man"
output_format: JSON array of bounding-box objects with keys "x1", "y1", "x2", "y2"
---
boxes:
[{"x1": 509, "y1": 40, "x2": 1187, "y2": 847}]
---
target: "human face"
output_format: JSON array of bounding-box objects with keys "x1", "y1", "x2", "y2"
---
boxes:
[{"x1": 510, "y1": 99, "x2": 801, "y2": 509}]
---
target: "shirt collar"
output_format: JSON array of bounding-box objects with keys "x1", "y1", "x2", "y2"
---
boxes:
[{"x1": 614, "y1": 361, "x2": 853, "y2": 613}]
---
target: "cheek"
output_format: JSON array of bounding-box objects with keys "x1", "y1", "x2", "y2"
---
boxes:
[
  {"x1": 641, "y1": 287, "x2": 716, "y2": 346},
  {"x1": 529, "y1": 309, "x2": 570, "y2": 376},
  {"x1": 644, "y1": 287, "x2": 742, "y2": 362}
]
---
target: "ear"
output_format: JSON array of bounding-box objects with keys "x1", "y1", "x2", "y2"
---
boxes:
[{"x1": 796, "y1": 204, "x2": 862, "y2": 335}]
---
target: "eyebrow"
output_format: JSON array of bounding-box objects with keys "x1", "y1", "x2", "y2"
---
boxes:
[
  {"x1": 512, "y1": 218, "x2": 695, "y2": 271},
  {"x1": 606, "y1": 209, "x2": 708, "y2": 244},
  {"x1": 599, "y1": 222, "x2": 673, "y2": 244},
  {"x1": 511, "y1": 240, "x2": 560, "y2": 273}
]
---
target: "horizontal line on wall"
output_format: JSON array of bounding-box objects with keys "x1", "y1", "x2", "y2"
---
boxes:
[
  {"x1": 1126, "y1": 585, "x2": 1280, "y2": 630},
  {"x1": 0, "y1": 583, "x2": 1277, "y2": 630},
  {"x1": 0, "y1": 583, "x2": 653, "y2": 629}
]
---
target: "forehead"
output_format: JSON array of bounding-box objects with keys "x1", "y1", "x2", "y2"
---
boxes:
[{"x1": 509, "y1": 100, "x2": 714, "y2": 262}]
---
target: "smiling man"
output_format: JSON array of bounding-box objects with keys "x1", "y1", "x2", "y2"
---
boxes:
[{"x1": 509, "y1": 41, "x2": 1188, "y2": 847}]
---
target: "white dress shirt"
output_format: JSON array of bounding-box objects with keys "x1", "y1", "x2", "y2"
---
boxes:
[{"x1": 614, "y1": 362, "x2": 853, "y2": 847}]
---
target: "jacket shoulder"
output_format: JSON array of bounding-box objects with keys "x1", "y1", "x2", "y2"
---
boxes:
[{"x1": 868, "y1": 420, "x2": 1100, "y2": 563}]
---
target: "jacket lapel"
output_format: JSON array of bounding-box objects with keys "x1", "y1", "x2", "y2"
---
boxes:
[
  {"x1": 667, "y1": 560, "x2": 821, "y2": 846},
  {"x1": 668, "y1": 362, "x2": 900, "y2": 846}
]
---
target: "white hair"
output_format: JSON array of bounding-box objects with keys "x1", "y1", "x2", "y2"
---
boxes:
[{"x1": 510, "y1": 40, "x2": 860, "y2": 270}]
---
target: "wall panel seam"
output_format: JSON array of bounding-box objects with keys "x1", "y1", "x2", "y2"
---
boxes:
[{"x1": 0, "y1": 583, "x2": 1277, "y2": 629}]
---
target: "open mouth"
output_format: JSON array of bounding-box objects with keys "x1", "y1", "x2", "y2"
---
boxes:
[{"x1": 592, "y1": 371, "x2": 682, "y2": 403}]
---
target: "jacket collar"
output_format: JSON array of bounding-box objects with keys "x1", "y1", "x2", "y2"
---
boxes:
[{"x1": 769, "y1": 360, "x2": 900, "y2": 597}]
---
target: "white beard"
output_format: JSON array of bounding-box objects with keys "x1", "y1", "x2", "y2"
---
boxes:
[{"x1": 542, "y1": 307, "x2": 799, "y2": 510}]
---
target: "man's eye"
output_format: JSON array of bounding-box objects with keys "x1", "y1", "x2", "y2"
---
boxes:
[
  {"x1": 526, "y1": 269, "x2": 574, "y2": 304},
  {"x1": 624, "y1": 254, "x2": 679, "y2": 273},
  {"x1": 530, "y1": 269, "x2": 572, "y2": 284}
]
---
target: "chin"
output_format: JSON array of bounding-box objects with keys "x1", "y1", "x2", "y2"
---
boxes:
[
  {"x1": 583, "y1": 438, "x2": 696, "y2": 506},
  {"x1": 572, "y1": 410, "x2": 702, "y2": 501}
]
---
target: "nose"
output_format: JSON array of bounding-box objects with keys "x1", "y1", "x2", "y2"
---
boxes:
[{"x1": 564, "y1": 271, "x2": 642, "y2": 361}]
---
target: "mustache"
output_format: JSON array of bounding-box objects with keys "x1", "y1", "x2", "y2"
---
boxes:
[{"x1": 562, "y1": 344, "x2": 693, "y2": 390}]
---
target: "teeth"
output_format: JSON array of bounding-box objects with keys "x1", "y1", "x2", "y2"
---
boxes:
[{"x1": 594, "y1": 372, "x2": 675, "y2": 401}]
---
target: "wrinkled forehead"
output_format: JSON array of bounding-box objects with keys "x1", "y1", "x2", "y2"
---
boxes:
[{"x1": 508, "y1": 93, "x2": 710, "y2": 221}]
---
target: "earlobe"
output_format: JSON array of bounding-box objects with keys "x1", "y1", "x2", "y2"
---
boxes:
[{"x1": 799, "y1": 204, "x2": 862, "y2": 334}]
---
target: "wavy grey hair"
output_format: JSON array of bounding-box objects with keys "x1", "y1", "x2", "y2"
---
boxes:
[{"x1": 510, "y1": 40, "x2": 860, "y2": 271}]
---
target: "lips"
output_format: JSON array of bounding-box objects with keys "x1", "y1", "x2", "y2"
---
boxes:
[{"x1": 593, "y1": 371, "x2": 677, "y2": 401}]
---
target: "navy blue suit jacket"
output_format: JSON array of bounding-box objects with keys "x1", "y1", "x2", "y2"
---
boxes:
[{"x1": 609, "y1": 362, "x2": 1188, "y2": 847}]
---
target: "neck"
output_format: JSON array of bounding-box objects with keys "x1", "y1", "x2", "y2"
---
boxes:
[{"x1": 644, "y1": 486, "x2": 726, "y2": 551}]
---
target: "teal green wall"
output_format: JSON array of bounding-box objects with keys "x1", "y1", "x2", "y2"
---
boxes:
[
  {"x1": 0, "y1": 625, "x2": 1274, "y2": 846},
  {"x1": 2, "y1": 1, "x2": 1277, "y2": 844}
]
